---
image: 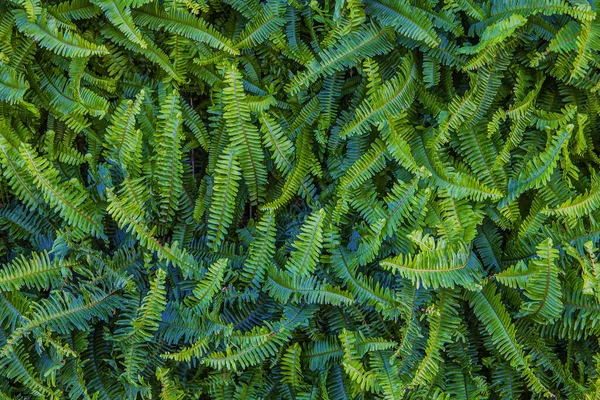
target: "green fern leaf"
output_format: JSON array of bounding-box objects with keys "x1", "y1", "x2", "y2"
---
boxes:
[
  {"x1": 207, "y1": 147, "x2": 242, "y2": 250},
  {"x1": 222, "y1": 64, "x2": 267, "y2": 204},
  {"x1": 0, "y1": 64, "x2": 29, "y2": 104},
  {"x1": 14, "y1": 9, "x2": 108, "y2": 57},
  {"x1": 133, "y1": 3, "x2": 238, "y2": 55}
]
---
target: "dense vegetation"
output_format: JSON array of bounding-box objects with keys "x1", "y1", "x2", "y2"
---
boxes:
[{"x1": 2, "y1": 0, "x2": 600, "y2": 398}]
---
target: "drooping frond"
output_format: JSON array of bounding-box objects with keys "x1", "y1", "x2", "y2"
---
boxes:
[{"x1": 13, "y1": 9, "x2": 108, "y2": 58}]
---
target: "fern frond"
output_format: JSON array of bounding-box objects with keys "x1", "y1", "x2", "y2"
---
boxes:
[
  {"x1": 287, "y1": 24, "x2": 394, "y2": 95},
  {"x1": 14, "y1": 9, "x2": 108, "y2": 58},
  {"x1": 240, "y1": 211, "x2": 276, "y2": 288},
  {"x1": 517, "y1": 238, "x2": 562, "y2": 324},
  {"x1": 365, "y1": 0, "x2": 440, "y2": 47},
  {"x1": 207, "y1": 147, "x2": 242, "y2": 250},
  {"x1": 222, "y1": 64, "x2": 267, "y2": 204},
  {"x1": 0, "y1": 251, "x2": 78, "y2": 291},
  {"x1": 187, "y1": 259, "x2": 227, "y2": 311},
  {"x1": 340, "y1": 55, "x2": 418, "y2": 138},
  {"x1": 235, "y1": 0, "x2": 285, "y2": 49},
  {"x1": 20, "y1": 143, "x2": 104, "y2": 236},
  {"x1": 155, "y1": 90, "x2": 184, "y2": 226},
  {"x1": 285, "y1": 209, "x2": 325, "y2": 278},
  {"x1": 113, "y1": 268, "x2": 167, "y2": 343},
  {"x1": 103, "y1": 88, "x2": 145, "y2": 173},
  {"x1": 381, "y1": 236, "x2": 482, "y2": 290},
  {"x1": 411, "y1": 289, "x2": 460, "y2": 387},
  {"x1": 0, "y1": 63, "x2": 29, "y2": 104},
  {"x1": 133, "y1": 3, "x2": 238, "y2": 55},
  {"x1": 92, "y1": 0, "x2": 146, "y2": 48},
  {"x1": 504, "y1": 124, "x2": 573, "y2": 206}
]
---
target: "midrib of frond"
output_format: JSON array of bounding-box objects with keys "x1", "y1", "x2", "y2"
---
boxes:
[
  {"x1": 109, "y1": 1, "x2": 142, "y2": 45},
  {"x1": 464, "y1": 128, "x2": 504, "y2": 189},
  {"x1": 497, "y1": 267, "x2": 536, "y2": 281},
  {"x1": 395, "y1": 289, "x2": 418, "y2": 362},
  {"x1": 285, "y1": 348, "x2": 301, "y2": 388},
  {"x1": 551, "y1": 187, "x2": 600, "y2": 215},
  {"x1": 87, "y1": 255, "x2": 141, "y2": 285},
  {"x1": 259, "y1": 114, "x2": 293, "y2": 171},
  {"x1": 21, "y1": 148, "x2": 95, "y2": 226},
  {"x1": 487, "y1": 5, "x2": 594, "y2": 27},
  {"x1": 8, "y1": 349, "x2": 54, "y2": 396},
  {"x1": 27, "y1": 18, "x2": 106, "y2": 54},
  {"x1": 374, "y1": 351, "x2": 402, "y2": 400},
  {"x1": 123, "y1": 177, "x2": 145, "y2": 212},
  {"x1": 417, "y1": 135, "x2": 497, "y2": 198},
  {"x1": 0, "y1": 293, "x2": 29, "y2": 324},
  {"x1": 39, "y1": 67, "x2": 81, "y2": 108},
  {"x1": 447, "y1": 59, "x2": 503, "y2": 131},
  {"x1": 0, "y1": 74, "x2": 27, "y2": 90},
  {"x1": 305, "y1": 347, "x2": 343, "y2": 361},
  {"x1": 209, "y1": 334, "x2": 275, "y2": 363},
  {"x1": 121, "y1": 287, "x2": 162, "y2": 342},
  {"x1": 384, "y1": 249, "x2": 470, "y2": 273},
  {"x1": 247, "y1": 215, "x2": 275, "y2": 265},
  {"x1": 387, "y1": 179, "x2": 418, "y2": 221},
  {"x1": 518, "y1": 132, "x2": 569, "y2": 188},
  {"x1": 10, "y1": 40, "x2": 35, "y2": 70},
  {"x1": 342, "y1": 144, "x2": 387, "y2": 189},
  {"x1": 51, "y1": 2, "x2": 98, "y2": 18},
  {"x1": 260, "y1": 115, "x2": 316, "y2": 204}
]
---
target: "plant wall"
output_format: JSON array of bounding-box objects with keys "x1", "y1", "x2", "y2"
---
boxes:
[{"x1": 1, "y1": 0, "x2": 600, "y2": 398}]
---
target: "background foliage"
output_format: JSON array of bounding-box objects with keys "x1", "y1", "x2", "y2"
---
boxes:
[{"x1": 1, "y1": 0, "x2": 600, "y2": 398}]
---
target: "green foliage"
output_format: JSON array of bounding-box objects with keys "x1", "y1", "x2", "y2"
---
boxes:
[{"x1": 1, "y1": 0, "x2": 600, "y2": 398}]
